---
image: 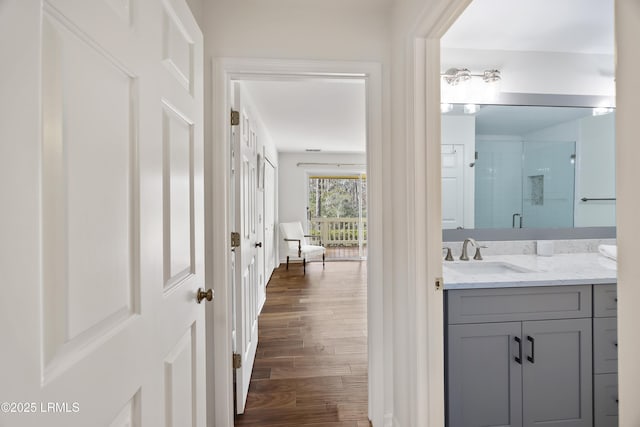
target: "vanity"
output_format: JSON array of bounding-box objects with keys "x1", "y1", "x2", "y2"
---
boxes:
[{"x1": 443, "y1": 252, "x2": 618, "y2": 427}]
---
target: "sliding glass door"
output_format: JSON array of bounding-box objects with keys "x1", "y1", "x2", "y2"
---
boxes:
[{"x1": 308, "y1": 175, "x2": 367, "y2": 259}]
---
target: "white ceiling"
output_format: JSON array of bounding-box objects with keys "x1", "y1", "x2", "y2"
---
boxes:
[
  {"x1": 441, "y1": 0, "x2": 614, "y2": 55},
  {"x1": 241, "y1": 79, "x2": 366, "y2": 153}
]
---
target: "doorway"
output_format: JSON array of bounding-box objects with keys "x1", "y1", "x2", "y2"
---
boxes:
[
  {"x1": 230, "y1": 76, "x2": 369, "y2": 422},
  {"x1": 436, "y1": 1, "x2": 613, "y2": 426},
  {"x1": 210, "y1": 58, "x2": 385, "y2": 427}
]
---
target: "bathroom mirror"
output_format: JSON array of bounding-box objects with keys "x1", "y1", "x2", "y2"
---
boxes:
[{"x1": 441, "y1": 103, "x2": 616, "y2": 237}]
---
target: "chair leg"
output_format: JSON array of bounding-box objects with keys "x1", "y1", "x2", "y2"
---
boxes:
[
  {"x1": 322, "y1": 253, "x2": 325, "y2": 268},
  {"x1": 286, "y1": 256, "x2": 289, "y2": 270},
  {"x1": 303, "y1": 258, "x2": 306, "y2": 274}
]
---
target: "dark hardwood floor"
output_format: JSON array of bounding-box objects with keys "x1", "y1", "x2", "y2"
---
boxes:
[{"x1": 234, "y1": 260, "x2": 369, "y2": 427}]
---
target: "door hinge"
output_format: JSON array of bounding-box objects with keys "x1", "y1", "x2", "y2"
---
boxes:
[
  {"x1": 231, "y1": 232, "x2": 240, "y2": 248},
  {"x1": 230, "y1": 110, "x2": 240, "y2": 126},
  {"x1": 232, "y1": 353, "x2": 242, "y2": 369}
]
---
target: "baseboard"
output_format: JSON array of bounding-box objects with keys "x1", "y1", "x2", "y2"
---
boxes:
[{"x1": 384, "y1": 412, "x2": 394, "y2": 427}]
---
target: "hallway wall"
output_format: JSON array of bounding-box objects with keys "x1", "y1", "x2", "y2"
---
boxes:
[{"x1": 201, "y1": 1, "x2": 393, "y2": 425}]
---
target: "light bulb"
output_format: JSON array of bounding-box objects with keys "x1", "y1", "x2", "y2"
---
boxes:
[{"x1": 464, "y1": 104, "x2": 479, "y2": 114}]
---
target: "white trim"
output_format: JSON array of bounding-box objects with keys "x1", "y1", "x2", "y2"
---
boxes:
[
  {"x1": 405, "y1": 1, "x2": 473, "y2": 426},
  {"x1": 385, "y1": 413, "x2": 396, "y2": 427},
  {"x1": 209, "y1": 57, "x2": 386, "y2": 427}
]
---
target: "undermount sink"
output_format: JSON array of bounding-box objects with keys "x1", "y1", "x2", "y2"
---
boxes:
[{"x1": 444, "y1": 261, "x2": 533, "y2": 275}]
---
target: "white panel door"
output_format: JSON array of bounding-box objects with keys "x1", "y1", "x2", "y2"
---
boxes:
[
  {"x1": 256, "y1": 150, "x2": 266, "y2": 312},
  {"x1": 232, "y1": 82, "x2": 260, "y2": 414},
  {"x1": 442, "y1": 144, "x2": 465, "y2": 229},
  {"x1": 0, "y1": 1, "x2": 205, "y2": 426},
  {"x1": 264, "y1": 159, "x2": 277, "y2": 281}
]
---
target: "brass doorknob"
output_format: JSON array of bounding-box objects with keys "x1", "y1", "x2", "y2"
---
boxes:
[
  {"x1": 255, "y1": 242, "x2": 262, "y2": 248},
  {"x1": 197, "y1": 288, "x2": 213, "y2": 304}
]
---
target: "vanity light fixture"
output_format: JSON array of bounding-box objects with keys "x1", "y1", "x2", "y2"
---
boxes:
[
  {"x1": 442, "y1": 68, "x2": 471, "y2": 86},
  {"x1": 441, "y1": 103, "x2": 453, "y2": 113},
  {"x1": 592, "y1": 107, "x2": 614, "y2": 116},
  {"x1": 441, "y1": 68, "x2": 502, "y2": 86},
  {"x1": 464, "y1": 104, "x2": 480, "y2": 114},
  {"x1": 483, "y1": 69, "x2": 502, "y2": 83}
]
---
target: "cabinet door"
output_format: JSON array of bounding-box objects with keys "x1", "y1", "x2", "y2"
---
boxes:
[
  {"x1": 522, "y1": 319, "x2": 592, "y2": 427},
  {"x1": 594, "y1": 373, "x2": 618, "y2": 427},
  {"x1": 594, "y1": 317, "x2": 618, "y2": 374},
  {"x1": 448, "y1": 322, "x2": 523, "y2": 427}
]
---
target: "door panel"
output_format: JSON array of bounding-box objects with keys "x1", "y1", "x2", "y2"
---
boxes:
[
  {"x1": 448, "y1": 322, "x2": 523, "y2": 427},
  {"x1": 522, "y1": 319, "x2": 592, "y2": 427},
  {"x1": 0, "y1": 1, "x2": 204, "y2": 426},
  {"x1": 42, "y1": 7, "x2": 138, "y2": 369},
  {"x1": 232, "y1": 82, "x2": 260, "y2": 414},
  {"x1": 264, "y1": 160, "x2": 276, "y2": 280},
  {"x1": 442, "y1": 144, "x2": 465, "y2": 229}
]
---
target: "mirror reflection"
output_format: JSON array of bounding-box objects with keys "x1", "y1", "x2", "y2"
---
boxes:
[{"x1": 442, "y1": 104, "x2": 615, "y2": 229}]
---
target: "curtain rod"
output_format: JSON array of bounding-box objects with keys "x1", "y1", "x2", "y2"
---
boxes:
[{"x1": 296, "y1": 162, "x2": 366, "y2": 167}]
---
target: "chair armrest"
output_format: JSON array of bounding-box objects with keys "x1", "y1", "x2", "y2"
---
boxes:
[{"x1": 284, "y1": 238, "x2": 302, "y2": 257}]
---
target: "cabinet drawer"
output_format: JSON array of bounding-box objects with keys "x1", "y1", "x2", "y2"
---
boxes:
[
  {"x1": 594, "y1": 373, "x2": 618, "y2": 427},
  {"x1": 594, "y1": 284, "x2": 617, "y2": 318},
  {"x1": 447, "y1": 286, "x2": 592, "y2": 324},
  {"x1": 594, "y1": 317, "x2": 618, "y2": 374}
]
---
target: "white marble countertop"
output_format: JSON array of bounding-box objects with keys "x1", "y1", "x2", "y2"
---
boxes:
[{"x1": 443, "y1": 253, "x2": 617, "y2": 290}]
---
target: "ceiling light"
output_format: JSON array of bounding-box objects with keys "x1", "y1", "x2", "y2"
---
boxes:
[
  {"x1": 464, "y1": 104, "x2": 479, "y2": 114},
  {"x1": 441, "y1": 103, "x2": 453, "y2": 113}
]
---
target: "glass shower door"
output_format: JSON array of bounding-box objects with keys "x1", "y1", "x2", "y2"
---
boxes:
[
  {"x1": 521, "y1": 141, "x2": 576, "y2": 228},
  {"x1": 475, "y1": 140, "x2": 524, "y2": 228}
]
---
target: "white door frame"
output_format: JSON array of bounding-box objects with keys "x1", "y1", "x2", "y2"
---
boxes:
[
  {"x1": 404, "y1": 1, "x2": 473, "y2": 426},
  {"x1": 209, "y1": 58, "x2": 385, "y2": 426}
]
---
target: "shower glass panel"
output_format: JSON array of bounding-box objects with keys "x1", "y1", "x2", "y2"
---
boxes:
[
  {"x1": 522, "y1": 141, "x2": 576, "y2": 228},
  {"x1": 475, "y1": 140, "x2": 523, "y2": 228},
  {"x1": 475, "y1": 140, "x2": 576, "y2": 228}
]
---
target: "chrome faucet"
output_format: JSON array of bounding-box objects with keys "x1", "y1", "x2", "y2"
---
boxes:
[
  {"x1": 443, "y1": 247, "x2": 454, "y2": 261},
  {"x1": 460, "y1": 238, "x2": 478, "y2": 261}
]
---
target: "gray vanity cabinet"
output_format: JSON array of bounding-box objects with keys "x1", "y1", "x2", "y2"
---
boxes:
[
  {"x1": 593, "y1": 284, "x2": 618, "y2": 427},
  {"x1": 446, "y1": 286, "x2": 593, "y2": 427},
  {"x1": 521, "y1": 318, "x2": 592, "y2": 427},
  {"x1": 448, "y1": 322, "x2": 523, "y2": 427}
]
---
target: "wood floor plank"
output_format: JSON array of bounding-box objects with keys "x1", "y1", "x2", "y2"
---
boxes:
[{"x1": 235, "y1": 261, "x2": 369, "y2": 426}]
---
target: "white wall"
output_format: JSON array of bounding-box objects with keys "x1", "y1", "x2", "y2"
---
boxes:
[
  {"x1": 205, "y1": 0, "x2": 391, "y2": 61},
  {"x1": 615, "y1": 2, "x2": 640, "y2": 424},
  {"x1": 442, "y1": 48, "x2": 615, "y2": 100},
  {"x1": 575, "y1": 113, "x2": 616, "y2": 226},
  {"x1": 185, "y1": 0, "x2": 204, "y2": 28},
  {"x1": 277, "y1": 152, "x2": 366, "y2": 262},
  {"x1": 202, "y1": 2, "x2": 392, "y2": 426}
]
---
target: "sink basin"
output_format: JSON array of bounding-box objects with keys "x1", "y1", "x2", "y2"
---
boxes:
[{"x1": 444, "y1": 261, "x2": 532, "y2": 275}]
